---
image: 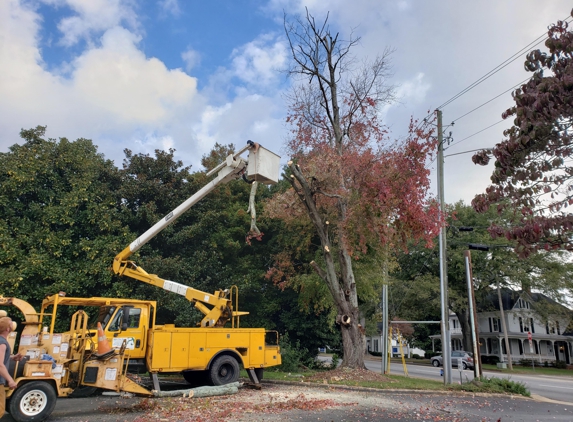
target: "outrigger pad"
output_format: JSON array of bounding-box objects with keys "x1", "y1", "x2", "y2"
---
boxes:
[{"x1": 246, "y1": 369, "x2": 262, "y2": 390}]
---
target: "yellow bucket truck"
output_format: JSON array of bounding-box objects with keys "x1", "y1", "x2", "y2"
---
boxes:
[{"x1": 1, "y1": 141, "x2": 281, "y2": 422}]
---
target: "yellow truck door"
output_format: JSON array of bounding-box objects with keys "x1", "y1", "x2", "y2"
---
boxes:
[{"x1": 106, "y1": 305, "x2": 147, "y2": 359}]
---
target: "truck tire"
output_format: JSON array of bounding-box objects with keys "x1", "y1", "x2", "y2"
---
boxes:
[
  {"x1": 209, "y1": 355, "x2": 239, "y2": 386},
  {"x1": 9, "y1": 381, "x2": 57, "y2": 422},
  {"x1": 431, "y1": 359, "x2": 440, "y2": 367}
]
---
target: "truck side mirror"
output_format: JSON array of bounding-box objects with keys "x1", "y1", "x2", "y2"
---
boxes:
[{"x1": 121, "y1": 305, "x2": 133, "y2": 331}]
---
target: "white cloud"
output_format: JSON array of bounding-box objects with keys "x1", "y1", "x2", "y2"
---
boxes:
[
  {"x1": 0, "y1": 0, "x2": 201, "y2": 166},
  {"x1": 72, "y1": 26, "x2": 197, "y2": 123},
  {"x1": 230, "y1": 34, "x2": 287, "y2": 87},
  {"x1": 181, "y1": 48, "x2": 201, "y2": 72},
  {"x1": 159, "y1": 0, "x2": 181, "y2": 17},
  {"x1": 397, "y1": 73, "x2": 430, "y2": 105},
  {"x1": 192, "y1": 94, "x2": 285, "y2": 163},
  {"x1": 42, "y1": 0, "x2": 140, "y2": 47}
]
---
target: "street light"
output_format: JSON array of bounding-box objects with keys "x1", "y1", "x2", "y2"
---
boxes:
[
  {"x1": 467, "y1": 243, "x2": 514, "y2": 371},
  {"x1": 463, "y1": 249, "x2": 482, "y2": 378}
]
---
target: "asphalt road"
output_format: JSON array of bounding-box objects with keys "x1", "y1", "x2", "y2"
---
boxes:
[
  {"x1": 3, "y1": 383, "x2": 573, "y2": 422},
  {"x1": 364, "y1": 359, "x2": 573, "y2": 404}
]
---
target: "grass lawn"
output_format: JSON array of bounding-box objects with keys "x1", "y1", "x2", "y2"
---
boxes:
[
  {"x1": 481, "y1": 363, "x2": 573, "y2": 376},
  {"x1": 249, "y1": 368, "x2": 531, "y2": 397}
]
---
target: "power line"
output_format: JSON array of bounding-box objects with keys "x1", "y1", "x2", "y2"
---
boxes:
[
  {"x1": 438, "y1": 36, "x2": 547, "y2": 110},
  {"x1": 451, "y1": 77, "x2": 530, "y2": 123},
  {"x1": 448, "y1": 119, "x2": 506, "y2": 148},
  {"x1": 416, "y1": 15, "x2": 572, "y2": 143},
  {"x1": 437, "y1": 14, "x2": 572, "y2": 111}
]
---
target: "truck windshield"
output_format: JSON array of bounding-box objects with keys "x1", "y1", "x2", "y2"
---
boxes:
[{"x1": 97, "y1": 306, "x2": 117, "y2": 329}]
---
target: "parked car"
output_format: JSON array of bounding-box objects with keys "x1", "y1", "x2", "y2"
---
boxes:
[{"x1": 431, "y1": 350, "x2": 475, "y2": 370}]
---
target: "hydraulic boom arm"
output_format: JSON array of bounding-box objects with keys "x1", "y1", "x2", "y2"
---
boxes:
[{"x1": 112, "y1": 141, "x2": 280, "y2": 327}]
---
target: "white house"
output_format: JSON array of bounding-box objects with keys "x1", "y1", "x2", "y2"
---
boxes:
[
  {"x1": 433, "y1": 289, "x2": 573, "y2": 365},
  {"x1": 367, "y1": 329, "x2": 426, "y2": 358}
]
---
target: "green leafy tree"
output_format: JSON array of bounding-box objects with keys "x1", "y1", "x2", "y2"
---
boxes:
[
  {"x1": 116, "y1": 144, "x2": 286, "y2": 328},
  {"x1": 0, "y1": 126, "x2": 128, "y2": 303},
  {"x1": 392, "y1": 202, "x2": 573, "y2": 352}
]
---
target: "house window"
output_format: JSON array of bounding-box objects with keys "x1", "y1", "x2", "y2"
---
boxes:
[
  {"x1": 519, "y1": 317, "x2": 529, "y2": 333},
  {"x1": 516, "y1": 298, "x2": 530, "y2": 309},
  {"x1": 530, "y1": 318, "x2": 535, "y2": 334},
  {"x1": 546, "y1": 322, "x2": 560, "y2": 335},
  {"x1": 492, "y1": 318, "x2": 499, "y2": 332}
]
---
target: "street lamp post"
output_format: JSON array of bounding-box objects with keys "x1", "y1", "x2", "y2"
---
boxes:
[
  {"x1": 468, "y1": 243, "x2": 513, "y2": 370},
  {"x1": 463, "y1": 250, "x2": 482, "y2": 378}
]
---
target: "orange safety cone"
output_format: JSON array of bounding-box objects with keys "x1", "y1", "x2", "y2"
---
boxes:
[{"x1": 96, "y1": 322, "x2": 112, "y2": 354}]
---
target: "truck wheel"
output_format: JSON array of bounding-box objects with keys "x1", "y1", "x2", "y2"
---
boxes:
[
  {"x1": 9, "y1": 381, "x2": 57, "y2": 422},
  {"x1": 209, "y1": 355, "x2": 239, "y2": 386},
  {"x1": 432, "y1": 360, "x2": 440, "y2": 367}
]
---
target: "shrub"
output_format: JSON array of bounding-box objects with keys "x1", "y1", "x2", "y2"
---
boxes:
[
  {"x1": 554, "y1": 360, "x2": 567, "y2": 369},
  {"x1": 461, "y1": 376, "x2": 530, "y2": 397},
  {"x1": 518, "y1": 358, "x2": 533, "y2": 367},
  {"x1": 427, "y1": 352, "x2": 441, "y2": 359},
  {"x1": 412, "y1": 354, "x2": 423, "y2": 359},
  {"x1": 331, "y1": 354, "x2": 340, "y2": 368},
  {"x1": 369, "y1": 351, "x2": 382, "y2": 357},
  {"x1": 481, "y1": 355, "x2": 500, "y2": 365},
  {"x1": 278, "y1": 333, "x2": 308, "y2": 372}
]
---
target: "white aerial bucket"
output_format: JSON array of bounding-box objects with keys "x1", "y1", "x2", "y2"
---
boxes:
[{"x1": 247, "y1": 146, "x2": 280, "y2": 185}]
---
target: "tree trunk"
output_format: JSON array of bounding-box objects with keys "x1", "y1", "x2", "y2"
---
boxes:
[{"x1": 289, "y1": 162, "x2": 365, "y2": 369}]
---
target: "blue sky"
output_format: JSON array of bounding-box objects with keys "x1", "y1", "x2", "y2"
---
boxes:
[{"x1": 1, "y1": 0, "x2": 571, "y2": 204}]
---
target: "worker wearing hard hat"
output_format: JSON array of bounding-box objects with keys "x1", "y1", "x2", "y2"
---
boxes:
[{"x1": 0, "y1": 317, "x2": 23, "y2": 417}]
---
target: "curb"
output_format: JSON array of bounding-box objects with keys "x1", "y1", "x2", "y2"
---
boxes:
[{"x1": 529, "y1": 393, "x2": 573, "y2": 406}]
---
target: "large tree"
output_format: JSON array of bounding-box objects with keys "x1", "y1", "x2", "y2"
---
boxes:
[
  {"x1": 472, "y1": 12, "x2": 573, "y2": 257},
  {"x1": 393, "y1": 202, "x2": 573, "y2": 353},
  {"x1": 265, "y1": 10, "x2": 440, "y2": 368},
  {"x1": 0, "y1": 126, "x2": 128, "y2": 302}
]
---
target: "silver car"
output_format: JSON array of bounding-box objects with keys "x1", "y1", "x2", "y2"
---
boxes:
[{"x1": 431, "y1": 350, "x2": 475, "y2": 370}]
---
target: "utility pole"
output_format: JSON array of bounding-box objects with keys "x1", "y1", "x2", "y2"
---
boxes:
[
  {"x1": 437, "y1": 109, "x2": 452, "y2": 384},
  {"x1": 381, "y1": 244, "x2": 389, "y2": 374},
  {"x1": 381, "y1": 282, "x2": 389, "y2": 374}
]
